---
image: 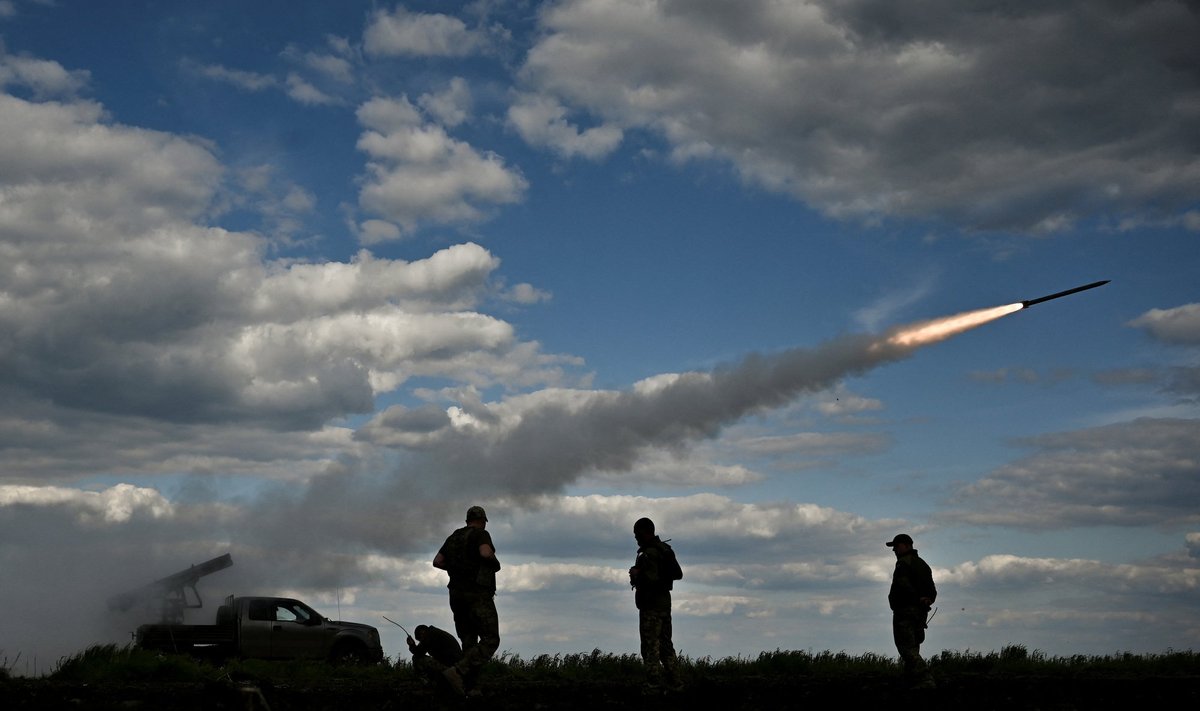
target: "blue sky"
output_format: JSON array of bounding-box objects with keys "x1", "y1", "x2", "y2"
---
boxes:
[{"x1": 1, "y1": 1, "x2": 1198, "y2": 670}]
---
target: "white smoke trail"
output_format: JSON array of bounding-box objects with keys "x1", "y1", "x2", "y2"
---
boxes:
[{"x1": 352, "y1": 301, "x2": 1030, "y2": 502}]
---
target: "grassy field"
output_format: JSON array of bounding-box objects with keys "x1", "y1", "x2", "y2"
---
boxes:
[{"x1": 3, "y1": 644, "x2": 1198, "y2": 709}]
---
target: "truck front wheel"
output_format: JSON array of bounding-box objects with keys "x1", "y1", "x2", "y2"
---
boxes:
[{"x1": 329, "y1": 640, "x2": 370, "y2": 665}]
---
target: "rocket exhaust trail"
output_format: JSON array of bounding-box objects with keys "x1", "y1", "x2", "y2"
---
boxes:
[
  {"x1": 879, "y1": 279, "x2": 1109, "y2": 350},
  {"x1": 879, "y1": 303, "x2": 1024, "y2": 349}
]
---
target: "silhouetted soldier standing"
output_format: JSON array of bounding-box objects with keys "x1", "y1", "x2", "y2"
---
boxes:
[
  {"x1": 434, "y1": 505, "x2": 500, "y2": 696},
  {"x1": 887, "y1": 533, "x2": 937, "y2": 689},
  {"x1": 629, "y1": 517, "x2": 683, "y2": 690}
]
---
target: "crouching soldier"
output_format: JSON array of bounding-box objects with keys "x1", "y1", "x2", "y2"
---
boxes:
[{"x1": 407, "y1": 624, "x2": 463, "y2": 689}]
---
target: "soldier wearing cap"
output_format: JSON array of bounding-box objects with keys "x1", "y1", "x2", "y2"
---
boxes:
[
  {"x1": 886, "y1": 533, "x2": 936, "y2": 689},
  {"x1": 629, "y1": 517, "x2": 684, "y2": 691},
  {"x1": 433, "y1": 505, "x2": 500, "y2": 696}
]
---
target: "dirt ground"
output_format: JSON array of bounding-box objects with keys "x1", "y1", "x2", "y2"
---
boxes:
[{"x1": 4, "y1": 673, "x2": 1199, "y2": 710}]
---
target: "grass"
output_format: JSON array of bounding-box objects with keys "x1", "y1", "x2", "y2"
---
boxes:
[
  {"x1": 49, "y1": 644, "x2": 403, "y2": 685},
  {"x1": 929, "y1": 645, "x2": 1200, "y2": 677},
  {"x1": 477, "y1": 645, "x2": 1200, "y2": 684},
  {"x1": 40, "y1": 643, "x2": 1200, "y2": 686}
]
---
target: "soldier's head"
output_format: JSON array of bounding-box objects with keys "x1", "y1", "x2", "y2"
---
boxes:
[
  {"x1": 634, "y1": 517, "x2": 655, "y2": 544},
  {"x1": 414, "y1": 625, "x2": 429, "y2": 641},
  {"x1": 886, "y1": 533, "x2": 914, "y2": 555},
  {"x1": 466, "y1": 505, "x2": 488, "y2": 527}
]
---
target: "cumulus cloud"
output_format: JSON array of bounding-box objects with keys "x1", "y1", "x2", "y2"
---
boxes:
[
  {"x1": 355, "y1": 95, "x2": 528, "y2": 237},
  {"x1": 583, "y1": 449, "x2": 765, "y2": 488},
  {"x1": 0, "y1": 88, "x2": 568, "y2": 436},
  {"x1": 1129, "y1": 303, "x2": 1200, "y2": 345},
  {"x1": 296, "y1": 50, "x2": 355, "y2": 85},
  {"x1": 363, "y1": 7, "x2": 488, "y2": 57},
  {"x1": 518, "y1": 0, "x2": 1200, "y2": 232},
  {"x1": 443, "y1": 492, "x2": 902, "y2": 564},
  {"x1": 189, "y1": 54, "x2": 353, "y2": 107},
  {"x1": 419, "y1": 77, "x2": 472, "y2": 127},
  {"x1": 508, "y1": 93, "x2": 623, "y2": 160},
  {"x1": 285, "y1": 72, "x2": 340, "y2": 105},
  {"x1": 1, "y1": 50, "x2": 90, "y2": 96},
  {"x1": 943, "y1": 553, "x2": 1200, "y2": 600},
  {"x1": 190, "y1": 62, "x2": 278, "y2": 91},
  {"x1": 501, "y1": 282, "x2": 552, "y2": 305},
  {"x1": 948, "y1": 418, "x2": 1200, "y2": 528},
  {"x1": 0, "y1": 483, "x2": 174, "y2": 523}
]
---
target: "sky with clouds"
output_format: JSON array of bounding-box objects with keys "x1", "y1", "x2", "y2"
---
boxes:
[{"x1": 1, "y1": 0, "x2": 1197, "y2": 669}]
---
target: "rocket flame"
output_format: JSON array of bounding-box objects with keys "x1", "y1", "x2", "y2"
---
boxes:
[{"x1": 879, "y1": 303, "x2": 1024, "y2": 349}]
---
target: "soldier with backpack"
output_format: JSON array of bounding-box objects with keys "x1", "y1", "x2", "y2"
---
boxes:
[
  {"x1": 433, "y1": 505, "x2": 501, "y2": 696},
  {"x1": 629, "y1": 517, "x2": 684, "y2": 690}
]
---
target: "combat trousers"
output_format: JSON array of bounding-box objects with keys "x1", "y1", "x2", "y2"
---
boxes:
[
  {"x1": 892, "y1": 609, "x2": 934, "y2": 686},
  {"x1": 638, "y1": 608, "x2": 678, "y2": 683},
  {"x1": 449, "y1": 589, "x2": 500, "y2": 682}
]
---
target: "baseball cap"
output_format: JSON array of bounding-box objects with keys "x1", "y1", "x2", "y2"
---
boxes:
[
  {"x1": 885, "y1": 533, "x2": 913, "y2": 547},
  {"x1": 466, "y1": 505, "x2": 488, "y2": 522}
]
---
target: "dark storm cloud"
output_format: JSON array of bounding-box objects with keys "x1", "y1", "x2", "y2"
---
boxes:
[{"x1": 520, "y1": 0, "x2": 1200, "y2": 232}]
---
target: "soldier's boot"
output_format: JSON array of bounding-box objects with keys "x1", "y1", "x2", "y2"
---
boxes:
[{"x1": 442, "y1": 667, "x2": 466, "y2": 697}]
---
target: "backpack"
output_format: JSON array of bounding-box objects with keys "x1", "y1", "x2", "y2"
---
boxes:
[
  {"x1": 441, "y1": 525, "x2": 497, "y2": 590},
  {"x1": 441, "y1": 526, "x2": 477, "y2": 580},
  {"x1": 657, "y1": 539, "x2": 684, "y2": 582},
  {"x1": 643, "y1": 538, "x2": 681, "y2": 588}
]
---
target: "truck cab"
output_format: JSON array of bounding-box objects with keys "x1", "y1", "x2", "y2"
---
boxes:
[
  {"x1": 137, "y1": 595, "x2": 383, "y2": 663},
  {"x1": 228, "y1": 596, "x2": 383, "y2": 663}
]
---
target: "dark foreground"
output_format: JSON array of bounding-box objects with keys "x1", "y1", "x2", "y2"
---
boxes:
[{"x1": 4, "y1": 673, "x2": 1199, "y2": 710}]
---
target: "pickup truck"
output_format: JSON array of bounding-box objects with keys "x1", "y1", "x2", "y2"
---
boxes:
[{"x1": 136, "y1": 595, "x2": 384, "y2": 663}]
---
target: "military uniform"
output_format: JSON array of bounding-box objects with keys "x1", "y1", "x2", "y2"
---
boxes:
[
  {"x1": 438, "y1": 514, "x2": 500, "y2": 688},
  {"x1": 409, "y1": 625, "x2": 463, "y2": 679},
  {"x1": 888, "y1": 538, "x2": 937, "y2": 688},
  {"x1": 632, "y1": 534, "x2": 679, "y2": 687}
]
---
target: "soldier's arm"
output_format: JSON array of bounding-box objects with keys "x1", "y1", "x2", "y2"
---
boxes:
[
  {"x1": 479, "y1": 542, "x2": 501, "y2": 571},
  {"x1": 432, "y1": 552, "x2": 447, "y2": 569},
  {"x1": 918, "y1": 560, "x2": 937, "y2": 603},
  {"x1": 476, "y1": 530, "x2": 500, "y2": 571}
]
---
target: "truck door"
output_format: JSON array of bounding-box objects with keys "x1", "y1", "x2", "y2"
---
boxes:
[
  {"x1": 238, "y1": 598, "x2": 276, "y2": 658},
  {"x1": 268, "y1": 599, "x2": 332, "y2": 659}
]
